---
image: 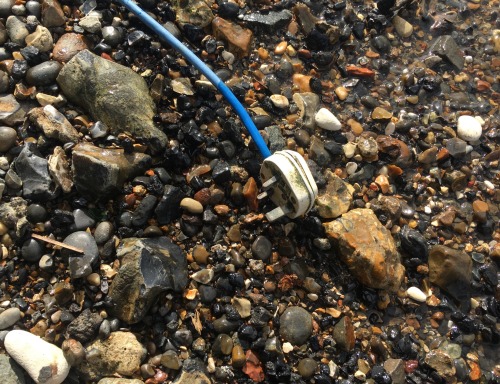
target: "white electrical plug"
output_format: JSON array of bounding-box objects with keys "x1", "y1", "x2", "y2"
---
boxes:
[{"x1": 257, "y1": 150, "x2": 318, "y2": 221}]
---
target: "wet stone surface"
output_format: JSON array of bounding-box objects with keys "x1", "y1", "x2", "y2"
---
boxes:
[{"x1": 0, "y1": 0, "x2": 499, "y2": 383}]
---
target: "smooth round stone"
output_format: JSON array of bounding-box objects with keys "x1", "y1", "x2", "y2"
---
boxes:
[
  {"x1": 52, "y1": 33, "x2": 90, "y2": 63},
  {"x1": 232, "y1": 345, "x2": 245, "y2": 368},
  {"x1": 73, "y1": 209, "x2": 95, "y2": 231},
  {"x1": 11, "y1": 4, "x2": 25, "y2": 15},
  {"x1": 393, "y1": 15, "x2": 413, "y2": 38},
  {"x1": 212, "y1": 334, "x2": 233, "y2": 356},
  {"x1": 94, "y1": 221, "x2": 114, "y2": 245},
  {"x1": 161, "y1": 350, "x2": 180, "y2": 370},
  {"x1": 371, "y1": 35, "x2": 391, "y2": 53},
  {"x1": 25, "y1": 25, "x2": 53, "y2": 52},
  {"x1": 0, "y1": 126, "x2": 17, "y2": 152},
  {"x1": 21, "y1": 238, "x2": 43, "y2": 262},
  {"x1": 279, "y1": 306, "x2": 313, "y2": 345},
  {"x1": 0, "y1": 307, "x2": 21, "y2": 330},
  {"x1": 251, "y1": 235, "x2": 272, "y2": 261},
  {"x1": 5, "y1": 330, "x2": 70, "y2": 383},
  {"x1": 0, "y1": 0, "x2": 14, "y2": 17},
  {"x1": 298, "y1": 358, "x2": 318, "y2": 379},
  {"x1": 26, "y1": 61, "x2": 63, "y2": 86},
  {"x1": 86, "y1": 272, "x2": 101, "y2": 286},
  {"x1": 6, "y1": 15, "x2": 29, "y2": 45},
  {"x1": 27, "y1": 203, "x2": 47, "y2": 223},
  {"x1": 25, "y1": 0, "x2": 40, "y2": 17},
  {"x1": 101, "y1": 26, "x2": 123, "y2": 47},
  {"x1": 315, "y1": 108, "x2": 342, "y2": 131},
  {"x1": 270, "y1": 94, "x2": 289, "y2": 109},
  {"x1": 457, "y1": 115, "x2": 482, "y2": 142},
  {"x1": 63, "y1": 231, "x2": 98, "y2": 279},
  {"x1": 406, "y1": 286, "x2": 427, "y2": 302},
  {"x1": 372, "y1": 107, "x2": 393, "y2": 120},
  {"x1": 180, "y1": 197, "x2": 203, "y2": 214}
]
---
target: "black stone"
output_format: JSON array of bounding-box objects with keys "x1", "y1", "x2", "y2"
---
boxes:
[
  {"x1": 211, "y1": 160, "x2": 231, "y2": 184},
  {"x1": 66, "y1": 309, "x2": 103, "y2": 343},
  {"x1": 155, "y1": 185, "x2": 184, "y2": 225},
  {"x1": 132, "y1": 194, "x2": 157, "y2": 227}
]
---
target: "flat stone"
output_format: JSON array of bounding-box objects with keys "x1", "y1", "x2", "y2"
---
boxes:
[
  {"x1": 79, "y1": 14, "x2": 101, "y2": 34},
  {"x1": 0, "y1": 307, "x2": 21, "y2": 330},
  {"x1": 57, "y1": 50, "x2": 167, "y2": 154},
  {"x1": 279, "y1": 306, "x2": 312, "y2": 345},
  {"x1": 241, "y1": 10, "x2": 292, "y2": 31},
  {"x1": 13, "y1": 143, "x2": 57, "y2": 200},
  {"x1": 212, "y1": 17, "x2": 253, "y2": 58},
  {"x1": 72, "y1": 142, "x2": 151, "y2": 198},
  {"x1": 429, "y1": 245, "x2": 472, "y2": 308},
  {"x1": 52, "y1": 33, "x2": 91, "y2": 62},
  {"x1": 109, "y1": 237, "x2": 188, "y2": 324},
  {"x1": 5, "y1": 330, "x2": 70, "y2": 384},
  {"x1": 371, "y1": 107, "x2": 393, "y2": 121},
  {"x1": 384, "y1": 359, "x2": 405, "y2": 384},
  {"x1": 324, "y1": 208, "x2": 405, "y2": 292},
  {"x1": 316, "y1": 171, "x2": 353, "y2": 219},
  {"x1": 26, "y1": 105, "x2": 79, "y2": 143},
  {"x1": 0, "y1": 94, "x2": 21, "y2": 124},
  {"x1": 427, "y1": 35, "x2": 464, "y2": 70}
]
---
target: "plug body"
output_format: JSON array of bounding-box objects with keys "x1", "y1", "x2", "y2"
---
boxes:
[{"x1": 258, "y1": 150, "x2": 318, "y2": 221}]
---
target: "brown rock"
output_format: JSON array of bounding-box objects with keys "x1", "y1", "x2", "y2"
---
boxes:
[
  {"x1": 41, "y1": 0, "x2": 66, "y2": 28},
  {"x1": 333, "y1": 316, "x2": 355, "y2": 351},
  {"x1": 384, "y1": 359, "x2": 405, "y2": 384},
  {"x1": 376, "y1": 136, "x2": 412, "y2": 168},
  {"x1": 26, "y1": 105, "x2": 79, "y2": 143},
  {"x1": 472, "y1": 200, "x2": 489, "y2": 223},
  {"x1": 212, "y1": 17, "x2": 253, "y2": 58},
  {"x1": 429, "y1": 245, "x2": 472, "y2": 306},
  {"x1": 424, "y1": 350, "x2": 455, "y2": 383},
  {"x1": 371, "y1": 107, "x2": 393, "y2": 121},
  {"x1": 324, "y1": 208, "x2": 405, "y2": 291},
  {"x1": 243, "y1": 177, "x2": 258, "y2": 211},
  {"x1": 418, "y1": 147, "x2": 438, "y2": 164},
  {"x1": 316, "y1": 171, "x2": 353, "y2": 219},
  {"x1": 52, "y1": 33, "x2": 91, "y2": 63}
]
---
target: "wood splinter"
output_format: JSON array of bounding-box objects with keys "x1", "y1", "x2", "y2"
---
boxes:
[{"x1": 31, "y1": 233, "x2": 85, "y2": 254}]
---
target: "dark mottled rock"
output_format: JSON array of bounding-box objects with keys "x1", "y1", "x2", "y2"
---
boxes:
[
  {"x1": 57, "y1": 50, "x2": 167, "y2": 153},
  {"x1": 13, "y1": 143, "x2": 57, "y2": 200},
  {"x1": 154, "y1": 185, "x2": 184, "y2": 225},
  {"x1": 427, "y1": 35, "x2": 464, "y2": 70},
  {"x1": 279, "y1": 306, "x2": 312, "y2": 345},
  {"x1": 172, "y1": 358, "x2": 211, "y2": 384},
  {"x1": 109, "y1": 237, "x2": 188, "y2": 324},
  {"x1": 132, "y1": 195, "x2": 157, "y2": 227},
  {"x1": 72, "y1": 142, "x2": 151, "y2": 198},
  {"x1": 0, "y1": 197, "x2": 29, "y2": 238},
  {"x1": 429, "y1": 245, "x2": 472, "y2": 307},
  {"x1": 66, "y1": 309, "x2": 103, "y2": 343},
  {"x1": 241, "y1": 10, "x2": 292, "y2": 31}
]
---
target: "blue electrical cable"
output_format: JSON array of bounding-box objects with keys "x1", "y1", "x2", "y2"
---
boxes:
[{"x1": 116, "y1": 0, "x2": 272, "y2": 158}]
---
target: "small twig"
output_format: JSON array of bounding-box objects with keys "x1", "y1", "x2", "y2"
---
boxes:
[{"x1": 32, "y1": 233, "x2": 85, "y2": 254}]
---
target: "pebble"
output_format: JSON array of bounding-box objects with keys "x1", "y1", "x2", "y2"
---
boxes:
[
  {"x1": 6, "y1": 16, "x2": 29, "y2": 45},
  {"x1": 52, "y1": 33, "x2": 90, "y2": 62},
  {"x1": 270, "y1": 94, "x2": 289, "y2": 109},
  {"x1": 279, "y1": 306, "x2": 313, "y2": 345},
  {"x1": 5, "y1": 330, "x2": 70, "y2": 384},
  {"x1": 251, "y1": 235, "x2": 272, "y2": 261},
  {"x1": 0, "y1": 126, "x2": 17, "y2": 152},
  {"x1": 314, "y1": 108, "x2": 342, "y2": 131},
  {"x1": 393, "y1": 15, "x2": 413, "y2": 38},
  {"x1": 94, "y1": 221, "x2": 114, "y2": 245},
  {"x1": 20, "y1": 238, "x2": 43, "y2": 262},
  {"x1": 25, "y1": 61, "x2": 63, "y2": 86},
  {"x1": 180, "y1": 197, "x2": 204, "y2": 214},
  {"x1": 372, "y1": 107, "x2": 393, "y2": 121},
  {"x1": 25, "y1": 25, "x2": 53, "y2": 52},
  {"x1": 406, "y1": 287, "x2": 427, "y2": 302},
  {"x1": 298, "y1": 358, "x2": 318, "y2": 378},
  {"x1": 457, "y1": 115, "x2": 482, "y2": 142},
  {"x1": 0, "y1": 307, "x2": 21, "y2": 330},
  {"x1": 191, "y1": 268, "x2": 214, "y2": 284}
]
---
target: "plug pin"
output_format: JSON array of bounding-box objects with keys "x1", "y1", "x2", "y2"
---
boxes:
[
  {"x1": 265, "y1": 205, "x2": 291, "y2": 222},
  {"x1": 261, "y1": 176, "x2": 278, "y2": 190}
]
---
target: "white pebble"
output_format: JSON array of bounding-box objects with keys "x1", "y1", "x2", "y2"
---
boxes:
[
  {"x1": 314, "y1": 108, "x2": 342, "y2": 131},
  {"x1": 345, "y1": 161, "x2": 358, "y2": 175},
  {"x1": 457, "y1": 115, "x2": 482, "y2": 142},
  {"x1": 484, "y1": 180, "x2": 494, "y2": 190},
  {"x1": 406, "y1": 286, "x2": 427, "y2": 302},
  {"x1": 282, "y1": 342, "x2": 294, "y2": 353},
  {"x1": 5, "y1": 330, "x2": 70, "y2": 384},
  {"x1": 270, "y1": 94, "x2": 289, "y2": 109}
]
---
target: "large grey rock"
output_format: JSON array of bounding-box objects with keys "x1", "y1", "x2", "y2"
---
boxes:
[
  {"x1": 62, "y1": 231, "x2": 99, "y2": 279},
  {"x1": 71, "y1": 142, "x2": 151, "y2": 199},
  {"x1": 279, "y1": 306, "x2": 313, "y2": 345},
  {"x1": 57, "y1": 50, "x2": 167, "y2": 154},
  {"x1": 13, "y1": 143, "x2": 58, "y2": 201},
  {"x1": 109, "y1": 237, "x2": 188, "y2": 324},
  {"x1": 0, "y1": 354, "x2": 26, "y2": 384}
]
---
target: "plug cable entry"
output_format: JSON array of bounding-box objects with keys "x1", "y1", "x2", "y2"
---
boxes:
[{"x1": 116, "y1": 0, "x2": 272, "y2": 159}]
